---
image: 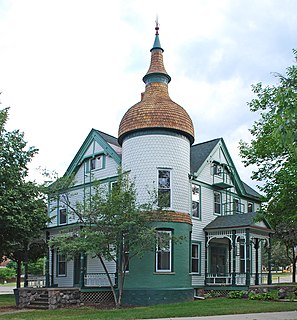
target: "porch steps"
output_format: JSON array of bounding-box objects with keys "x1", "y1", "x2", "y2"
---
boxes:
[{"x1": 28, "y1": 293, "x2": 49, "y2": 309}]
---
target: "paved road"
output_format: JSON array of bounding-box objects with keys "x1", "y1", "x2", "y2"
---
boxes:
[{"x1": 0, "y1": 286, "x2": 14, "y2": 294}]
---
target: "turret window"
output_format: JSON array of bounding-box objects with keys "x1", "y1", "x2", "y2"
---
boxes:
[
  {"x1": 158, "y1": 169, "x2": 171, "y2": 208},
  {"x1": 156, "y1": 230, "x2": 172, "y2": 272}
]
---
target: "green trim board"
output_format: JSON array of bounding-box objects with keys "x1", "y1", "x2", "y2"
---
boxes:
[
  {"x1": 190, "y1": 138, "x2": 261, "y2": 201},
  {"x1": 65, "y1": 129, "x2": 121, "y2": 176}
]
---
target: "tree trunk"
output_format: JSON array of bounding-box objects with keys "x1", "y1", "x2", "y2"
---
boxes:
[
  {"x1": 16, "y1": 259, "x2": 22, "y2": 289},
  {"x1": 292, "y1": 247, "x2": 296, "y2": 283},
  {"x1": 98, "y1": 255, "x2": 119, "y2": 307}
]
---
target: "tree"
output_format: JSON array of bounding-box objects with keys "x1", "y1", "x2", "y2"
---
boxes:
[
  {"x1": 0, "y1": 107, "x2": 48, "y2": 287},
  {"x1": 240, "y1": 49, "x2": 297, "y2": 282},
  {"x1": 49, "y1": 169, "x2": 165, "y2": 307}
]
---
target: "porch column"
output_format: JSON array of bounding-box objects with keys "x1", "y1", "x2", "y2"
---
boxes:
[
  {"x1": 204, "y1": 232, "x2": 208, "y2": 286},
  {"x1": 50, "y1": 248, "x2": 55, "y2": 287},
  {"x1": 267, "y1": 234, "x2": 272, "y2": 285},
  {"x1": 245, "y1": 229, "x2": 250, "y2": 286},
  {"x1": 45, "y1": 231, "x2": 50, "y2": 287},
  {"x1": 80, "y1": 253, "x2": 85, "y2": 288},
  {"x1": 254, "y1": 238, "x2": 259, "y2": 285},
  {"x1": 232, "y1": 230, "x2": 236, "y2": 285}
]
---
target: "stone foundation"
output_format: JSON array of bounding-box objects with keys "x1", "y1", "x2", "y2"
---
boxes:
[{"x1": 17, "y1": 288, "x2": 80, "y2": 309}]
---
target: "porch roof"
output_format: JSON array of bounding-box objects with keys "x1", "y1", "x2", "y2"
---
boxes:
[{"x1": 204, "y1": 212, "x2": 272, "y2": 232}]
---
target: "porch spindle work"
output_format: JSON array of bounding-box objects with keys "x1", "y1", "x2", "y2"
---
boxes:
[{"x1": 245, "y1": 229, "x2": 250, "y2": 286}]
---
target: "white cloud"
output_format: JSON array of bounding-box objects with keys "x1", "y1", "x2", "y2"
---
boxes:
[{"x1": 0, "y1": 0, "x2": 296, "y2": 187}]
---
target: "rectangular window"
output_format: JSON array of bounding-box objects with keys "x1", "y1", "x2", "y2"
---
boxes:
[
  {"x1": 57, "y1": 253, "x2": 66, "y2": 276},
  {"x1": 191, "y1": 243, "x2": 201, "y2": 273},
  {"x1": 233, "y1": 198, "x2": 240, "y2": 213},
  {"x1": 158, "y1": 170, "x2": 171, "y2": 208},
  {"x1": 239, "y1": 240, "x2": 245, "y2": 273},
  {"x1": 247, "y1": 202, "x2": 253, "y2": 213},
  {"x1": 156, "y1": 230, "x2": 172, "y2": 272},
  {"x1": 90, "y1": 155, "x2": 103, "y2": 171},
  {"x1": 214, "y1": 192, "x2": 221, "y2": 214},
  {"x1": 59, "y1": 208, "x2": 67, "y2": 225},
  {"x1": 213, "y1": 163, "x2": 222, "y2": 176},
  {"x1": 192, "y1": 185, "x2": 200, "y2": 219}
]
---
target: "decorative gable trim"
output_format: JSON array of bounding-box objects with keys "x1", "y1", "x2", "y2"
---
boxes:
[{"x1": 65, "y1": 129, "x2": 121, "y2": 176}]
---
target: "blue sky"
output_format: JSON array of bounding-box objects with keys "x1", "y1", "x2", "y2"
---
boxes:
[{"x1": 0, "y1": 0, "x2": 296, "y2": 189}]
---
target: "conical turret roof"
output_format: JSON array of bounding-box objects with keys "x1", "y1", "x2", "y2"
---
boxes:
[{"x1": 118, "y1": 24, "x2": 194, "y2": 145}]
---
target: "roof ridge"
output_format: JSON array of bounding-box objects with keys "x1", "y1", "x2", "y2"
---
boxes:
[{"x1": 191, "y1": 138, "x2": 221, "y2": 148}]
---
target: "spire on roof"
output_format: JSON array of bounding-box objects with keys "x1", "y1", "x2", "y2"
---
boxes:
[{"x1": 151, "y1": 16, "x2": 163, "y2": 52}]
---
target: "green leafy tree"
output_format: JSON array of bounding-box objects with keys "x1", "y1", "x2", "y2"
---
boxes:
[
  {"x1": 49, "y1": 170, "x2": 171, "y2": 307},
  {"x1": 0, "y1": 107, "x2": 48, "y2": 287},
  {"x1": 240, "y1": 49, "x2": 297, "y2": 282}
]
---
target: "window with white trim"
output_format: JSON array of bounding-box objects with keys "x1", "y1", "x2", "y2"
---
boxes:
[
  {"x1": 57, "y1": 253, "x2": 67, "y2": 276},
  {"x1": 156, "y1": 230, "x2": 172, "y2": 272},
  {"x1": 214, "y1": 191, "x2": 221, "y2": 215},
  {"x1": 233, "y1": 198, "x2": 240, "y2": 213},
  {"x1": 213, "y1": 163, "x2": 223, "y2": 176},
  {"x1": 59, "y1": 208, "x2": 67, "y2": 225},
  {"x1": 158, "y1": 170, "x2": 171, "y2": 208},
  {"x1": 247, "y1": 202, "x2": 253, "y2": 213},
  {"x1": 191, "y1": 243, "x2": 201, "y2": 273},
  {"x1": 192, "y1": 185, "x2": 200, "y2": 219}
]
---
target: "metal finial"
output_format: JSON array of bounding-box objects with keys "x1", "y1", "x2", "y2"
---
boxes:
[{"x1": 155, "y1": 16, "x2": 159, "y2": 35}]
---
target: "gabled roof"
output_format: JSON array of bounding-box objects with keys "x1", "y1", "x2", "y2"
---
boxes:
[
  {"x1": 93, "y1": 129, "x2": 120, "y2": 147},
  {"x1": 65, "y1": 129, "x2": 121, "y2": 176},
  {"x1": 204, "y1": 212, "x2": 272, "y2": 232},
  {"x1": 190, "y1": 138, "x2": 221, "y2": 174},
  {"x1": 190, "y1": 138, "x2": 261, "y2": 201},
  {"x1": 242, "y1": 181, "x2": 262, "y2": 198}
]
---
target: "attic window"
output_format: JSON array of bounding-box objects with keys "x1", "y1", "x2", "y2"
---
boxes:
[
  {"x1": 86, "y1": 155, "x2": 104, "y2": 172},
  {"x1": 213, "y1": 163, "x2": 223, "y2": 176}
]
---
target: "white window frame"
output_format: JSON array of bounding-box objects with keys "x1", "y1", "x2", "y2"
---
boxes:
[
  {"x1": 192, "y1": 184, "x2": 201, "y2": 219},
  {"x1": 59, "y1": 208, "x2": 67, "y2": 225},
  {"x1": 156, "y1": 230, "x2": 172, "y2": 272},
  {"x1": 247, "y1": 202, "x2": 254, "y2": 213},
  {"x1": 57, "y1": 253, "x2": 67, "y2": 277},
  {"x1": 157, "y1": 169, "x2": 172, "y2": 208},
  {"x1": 233, "y1": 198, "x2": 240, "y2": 214},
  {"x1": 191, "y1": 243, "x2": 201, "y2": 274},
  {"x1": 214, "y1": 191, "x2": 221, "y2": 215}
]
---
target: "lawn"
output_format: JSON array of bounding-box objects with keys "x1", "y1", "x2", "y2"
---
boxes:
[
  {"x1": 0, "y1": 294, "x2": 15, "y2": 308},
  {"x1": 0, "y1": 296, "x2": 297, "y2": 320}
]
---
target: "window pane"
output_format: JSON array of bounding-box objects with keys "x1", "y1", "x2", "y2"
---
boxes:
[
  {"x1": 59, "y1": 208, "x2": 67, "y2": 224},
  {"x1": 191, "y1": 244, "x2": 200, "y2": 273},
  {"x1": 156, "y1": 231, "x2": 171, "y2": 272},
  {"x1": 158, "y1": 190, "x2": 170, "y2": 208},
  {"x1": 158, "y1": 170, "x2": 170, "y2": 188},
  {"x1": 192, "y1": 201, "x2": 199, "y2": 217}
]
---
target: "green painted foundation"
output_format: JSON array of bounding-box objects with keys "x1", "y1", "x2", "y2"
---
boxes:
[{"x1": 122, "y1": 288, "x2": 194, "y2": 306}]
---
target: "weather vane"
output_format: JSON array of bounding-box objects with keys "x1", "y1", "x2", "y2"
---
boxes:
[{"x1": 155, "y1": 15, "x2": 159, "y2": 35}]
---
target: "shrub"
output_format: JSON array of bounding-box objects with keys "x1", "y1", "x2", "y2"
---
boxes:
[{"x1": 0, "y1": 268, "x2": 15, "y2": 283}]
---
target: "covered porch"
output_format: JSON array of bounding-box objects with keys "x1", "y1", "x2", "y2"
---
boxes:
[{"x1": 204, "y1": 212, "x2": 273, "y2": 288}]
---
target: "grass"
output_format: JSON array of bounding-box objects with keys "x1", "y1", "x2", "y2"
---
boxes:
[
  {"x1": 0, "y1": 294, "x2": 15, "y2": 308},
  {"x1": 0, "y1": 296, "x2": 297, "y2": 319}
]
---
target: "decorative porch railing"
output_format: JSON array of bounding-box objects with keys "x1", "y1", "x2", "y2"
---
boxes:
[
  {"x1": 206, "y1": 273, "x2": 269, "y2": 286},
  {"x1": 84, "y1": 273, "x2": 116, "y2": 287},
  {"x1": 27, "y1": 275, "x2": 46, "y2": 287}
]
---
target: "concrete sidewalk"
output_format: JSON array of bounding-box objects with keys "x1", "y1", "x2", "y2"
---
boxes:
[{"x1": 147, "y1": 311, "x2": 297, "y2": 320}]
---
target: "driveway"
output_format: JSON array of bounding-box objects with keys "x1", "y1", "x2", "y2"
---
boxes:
[{"x1": 0, "y1": 286, "x2": 14, "y2": 294}]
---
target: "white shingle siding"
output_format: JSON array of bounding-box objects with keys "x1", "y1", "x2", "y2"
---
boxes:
[{"x1": 122, "y1": 133, "x2": 191, "y2": 213}]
